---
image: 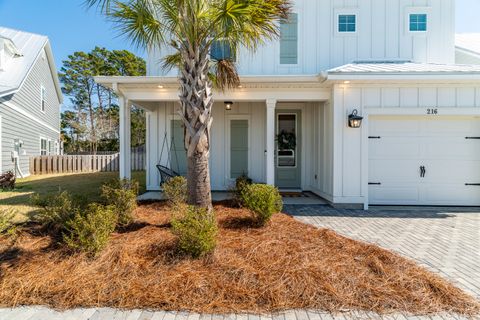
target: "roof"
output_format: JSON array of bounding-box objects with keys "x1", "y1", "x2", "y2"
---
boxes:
[
  {"x1": 0, "y1": 27, "x2": 63, "y2": 102},
  {"x1": 327, "y1": 61, "x2": 480, "y2": 81},
  {"x1": 456, "y1": 33, "x2": 480, "y2": 57}
]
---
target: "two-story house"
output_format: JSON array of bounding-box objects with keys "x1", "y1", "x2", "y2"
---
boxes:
[
  {"x1": 0, "y1": 27, "x2": 63, "y2": 177},
  {"x1": 96, "y1": 0, "x2": 480, "y2": 208}
]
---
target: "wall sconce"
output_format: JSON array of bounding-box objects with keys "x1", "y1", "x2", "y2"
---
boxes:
[
  {"x1": 224, "y1": 101, "x2": 233, "y2": 111},
  {"x1": 348, "y1": 109, "x2": 363, "y2": 128}
]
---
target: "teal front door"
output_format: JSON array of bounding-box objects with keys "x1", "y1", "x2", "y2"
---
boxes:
[
  {"x1": 230, "y1": 119, "x2": 249, "y2": 179},
  {"x1": 275, "y1": 110, "x2": 301, "y2": 189}
]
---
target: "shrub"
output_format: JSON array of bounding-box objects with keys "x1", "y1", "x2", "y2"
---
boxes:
[
  {"x1": 0, "y1": 208, "x2": 17, "y2": 237},
  {"x1": 63, "y1": 204, "x2": 117, "y2": 256},
  {"x1": 162, "y1": 176, "x2": 187, "y2": 206},
  {"x1": 32, "y1": 191, "x2": 76, "y2": 233},
  {"x1": 240, "y1": 184, "x2": 283, "y2": 226},
  {"x1": 171, "y1": 205, "x2": 217, "y2": 258},
  {"x1": 101, "y1": 179, "x2": 139, "y2": 227},
  {"x1": 232, "y1": 174, "x2": 253, "y2": 207}
]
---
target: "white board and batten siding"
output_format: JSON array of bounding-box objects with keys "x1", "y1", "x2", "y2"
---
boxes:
[
  {"x1": 148, "y1": 0, "x2": 455, "y2": 77},
  {"x1": 0, "y1": 48, "x2": 61, "y2": 176},
  {"x1": 333, "y1": 84, "x2": 480, "y2": 206},
  {"x1": 145, "y1": 101, "x2": 327, "y2": 193}
]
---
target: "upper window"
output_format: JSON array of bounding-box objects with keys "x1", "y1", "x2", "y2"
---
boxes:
[
  {"x1": 40, "y1": 138, "x2": 47, "y2": 156},
  {"x1": 409, "y1": 14, "x2": 427, "y2": 32},
  {"x1": 40, "y1": 86, "x2": 46, "y2": 112},
  {"x1": 338, "y1": 14, "x2": 356, "y2": 33},
  {"x1": 211, "y1": 40, "x2": 235, "y2": 61},
  {"x1": 280, "y1": 13, "x2": 298, "y2": 65}
]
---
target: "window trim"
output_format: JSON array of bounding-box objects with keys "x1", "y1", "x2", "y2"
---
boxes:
[
  {"x1": 338, "y1": 14, "x2": 357, "y2": 33},
  {"x1": 334, "y1": 9, "x2": 359, "y2": 37},
  {"x1": 405, "y1": 7, "x2": 431, "y2": 35},
  {"x1": 279, "y1": 12, "x2": 299, "y2": 66},
  {"x1": 40, "y1": 137, "x2": 48, "y2": 156},
  {"x1": 40, "y1": 85, "x2": 46, "y2": 113}
]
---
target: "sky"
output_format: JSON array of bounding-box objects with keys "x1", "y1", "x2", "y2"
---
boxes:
[{"x1": 0, "y1": 0, "x2": 479, "y2": 69}]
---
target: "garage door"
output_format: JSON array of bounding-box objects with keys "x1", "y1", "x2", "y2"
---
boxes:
[{"x1": 369, "y1": 116, "x2": 480, "y2": 206}]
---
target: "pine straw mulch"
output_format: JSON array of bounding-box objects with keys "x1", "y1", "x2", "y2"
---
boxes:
[{"x1": 0, "y1": 202, "x2": 478, "y2": 316}]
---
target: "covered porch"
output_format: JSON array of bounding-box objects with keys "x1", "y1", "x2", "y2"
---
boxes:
[{"x1": 95, "y1": 75, "x2": 334, "y2": 201}]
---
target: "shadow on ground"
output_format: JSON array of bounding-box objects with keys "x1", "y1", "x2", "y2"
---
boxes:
[{"x1": 282, "y1": 205, "x2": 480, "y2": 219}]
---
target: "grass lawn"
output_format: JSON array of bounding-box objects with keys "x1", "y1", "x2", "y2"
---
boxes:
[{"x1": 0, "y1": 171, "x2": 146, "y2": 222}]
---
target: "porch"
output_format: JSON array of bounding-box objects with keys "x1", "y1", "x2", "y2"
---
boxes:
[{"x1": 95, "y1": 75, "x2": 335, "y2": 201}]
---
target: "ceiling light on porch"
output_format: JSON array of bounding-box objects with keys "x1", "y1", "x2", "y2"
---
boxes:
[
  {"x1": 238, "y1": 85, "x2": 243, "y2": 88},
  {"x1": 348, "y1": 109, "x2": 363, "y2": 128},
  {"x1": 157, "y1": 85, "x2": 164, "y2": 89},
  {"x1": 343, "y1": 81, "x2": 351, "y2": 84},
  {"x1": 224, "y1": 101, "x2": 233, "y2": 111}
]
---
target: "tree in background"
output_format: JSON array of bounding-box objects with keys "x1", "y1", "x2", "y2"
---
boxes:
[
  {"x1": 87, "y1": 0, "x2": 291, "y2": 210},
  {"x1": 59, "y1": 47, "x2": 146, "y2": 154}
]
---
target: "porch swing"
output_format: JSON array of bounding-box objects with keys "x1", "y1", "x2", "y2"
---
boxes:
[{"x1": 157, "y1": 130, "x2": 181, "y2": 186}]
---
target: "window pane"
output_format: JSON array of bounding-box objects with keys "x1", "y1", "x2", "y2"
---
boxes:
[
  {"x1": 211, "y1": 40, "x2": 235, "y2": 61},
  {"x1": 277, "y1": 114, "x2": 296, "y2": 167},
  {"x1": 280, "y1": 13, "x2": 298, "y2": 64},
  {"x1": 338, "y1": 15, "x2": 356, "y2": 33},
  {"x1": 410, "y1": 14, "x2": 427, "y2": 31}
]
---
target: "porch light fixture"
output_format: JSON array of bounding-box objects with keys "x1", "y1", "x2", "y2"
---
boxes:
[
  {"x1": 224, "y1": 101, "x2": 233, "y2": 111},
  {"x1": 157, "y1": 85, "x2": 164, "y2": 89},
  {"x1": 348, "y1": 109, "x2": 363, "y2": 128}
]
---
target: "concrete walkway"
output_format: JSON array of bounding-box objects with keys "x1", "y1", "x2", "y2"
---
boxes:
[{"x1": 1, "y1": 206, "x2": 479, "y2": 320}]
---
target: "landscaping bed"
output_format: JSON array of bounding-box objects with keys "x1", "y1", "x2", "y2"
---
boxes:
[{"x1": 0, "y1": 202, "x2": 478, "y2": 315}]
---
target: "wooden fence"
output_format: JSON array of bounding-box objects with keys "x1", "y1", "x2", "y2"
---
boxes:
[{"x1": 30, "y1": 149, "x2": 145, "y2": 175}]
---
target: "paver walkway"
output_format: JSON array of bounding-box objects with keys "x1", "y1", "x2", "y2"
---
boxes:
[{"x1": 1, "y1": 206, "x2": 479, "y2": 320}]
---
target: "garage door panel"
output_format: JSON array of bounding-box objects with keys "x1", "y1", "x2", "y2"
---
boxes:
[
  {"x1": 369, "y1": 185, "x2": 420, "y2": 204},
  {"x1": 369, "y1": 116, "x2": 480, "y2": 206},
  {"x1": 369, "y1": 139, "x2": 420, "y2": 159},
  {"x1": 369, "y1": 160, "x2": 419, "y2": 181}
]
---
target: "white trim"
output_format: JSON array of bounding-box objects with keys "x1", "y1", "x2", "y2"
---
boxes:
[
  {"x1": 225, "y1": 114, "x2": 251, "y2": 188},
  {"x1": 0, "y1": 100, "x2": 60, "y2": 133},
  {"x1": 405, "y1": 7, "x2": 432, "y2": 36},
  {"x1": 334, "y1": 8, "x2": 359, "y2": 37}
]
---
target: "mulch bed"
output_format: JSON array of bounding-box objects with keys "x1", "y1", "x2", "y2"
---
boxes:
[{"x1": 0, "y1": 202, "x2": 478, "y2": 315}]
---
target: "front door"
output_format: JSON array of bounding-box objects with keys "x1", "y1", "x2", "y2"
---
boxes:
[{"x1": 275, "y1": 110, "x2": 301, "y2": 189}]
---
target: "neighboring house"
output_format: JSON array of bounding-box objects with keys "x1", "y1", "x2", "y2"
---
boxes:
[
  {"x1": 96, "y1": 0, "x2": 480, "y2": 208},
  {"x1": 0, "y1": 27, "x2": 63, "y2": 177},
  {"x1": 456, "y1": 33, "x2": 480, "y2": 64}
]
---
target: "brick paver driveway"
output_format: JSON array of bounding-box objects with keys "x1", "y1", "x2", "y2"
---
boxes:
[
  {"x1": 285, "y1": 205, "x2": 480, "y2": 299},
  {"x1": 1, "y1": 206, "x2": 479, "y2": 320}
]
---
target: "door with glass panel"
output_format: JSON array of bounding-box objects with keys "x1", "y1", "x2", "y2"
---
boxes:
[{"x1": 275, "y1": 111, "x2": 301, "y2": 189}]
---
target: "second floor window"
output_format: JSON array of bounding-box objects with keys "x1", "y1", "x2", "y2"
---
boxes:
[
  {"x1": 40, "y1": 86, "x2": 46, "y2": 112},
  {"x1": 211, "y1": 40, "x2": 235, "y2": 61},
  {"x1": 280, "y1": 13, "x2": 298, "y2": 65},
  {"x1": 409, "y1": 14, "x2": 427, "y2": 32},
  {"x1": 338, "y1": 14, "x2": 356, "y2": 33}
]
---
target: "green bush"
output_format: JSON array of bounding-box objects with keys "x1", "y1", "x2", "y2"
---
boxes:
[
  {"x1": 240, "y1": 184, "x2": 283, "y2": 226},
  {"x1": 101, "y1": 179, "x2": 139, "y2": 227},
  {"x1": 232, "y1": 174, "x2": 253, "y2": 206},
  {"x1": 32, "y1": 191, "x2": 76, "y2": 233},
  {"x1": 171, "y1": 205, "x2": 217, "y2": 258},
  {"x1": 163, "y1": 176, "x2": 187, "y2": 206},
  {"x1": 63, "y1": 204, "x2": 117, "y2": 256},
  {"x1": 0, "y1": 208, "x2": 17, "y2": 237}
]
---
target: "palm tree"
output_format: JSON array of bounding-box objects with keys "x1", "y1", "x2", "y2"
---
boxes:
[{"x1": 87, "y1": 0, "x2": 292, "y2": 210}]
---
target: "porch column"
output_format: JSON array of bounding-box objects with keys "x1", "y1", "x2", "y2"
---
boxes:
[
  {"x1": 265, "y1": 99, "x2": 276, "y2": 185},
  {"x1": 119, "y1": 96, "x2": 131, "y2": 179}
]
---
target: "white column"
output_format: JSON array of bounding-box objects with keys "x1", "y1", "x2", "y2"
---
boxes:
[
  {"x1": 265, "y1": 99, "x2": 276, "y2": 185},
  {"x1": 119, "y1": 96, "x2": 131, "y2": 180}
]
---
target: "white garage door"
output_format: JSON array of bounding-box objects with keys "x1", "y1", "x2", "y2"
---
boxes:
[{"x1": 369, "y1": 116, "x2": 480, "y2": 206}]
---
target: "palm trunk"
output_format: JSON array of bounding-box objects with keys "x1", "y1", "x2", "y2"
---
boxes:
[{"x1": 178, "y1": 46, "x2": 213, "y2": 211}]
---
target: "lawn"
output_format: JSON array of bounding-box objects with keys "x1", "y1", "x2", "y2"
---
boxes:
[{"x1": 0, "y1": 171, "x2": 146, "y2": 222}]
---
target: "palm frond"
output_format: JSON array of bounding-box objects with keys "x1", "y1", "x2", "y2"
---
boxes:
[
  {"x1": 161, "y1": 52, "x2": 182, "y2": 73},
  {"x1": 211, "y1": 59, "x2": 240, "y2": 91}
]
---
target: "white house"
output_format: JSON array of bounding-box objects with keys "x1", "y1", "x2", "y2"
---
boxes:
[
  {"x1": 0, "y1": 27, "x2": 63, "y2": 177},
  {"x1": 96, "y1": 0, "x2": 480, "y2": 208}
]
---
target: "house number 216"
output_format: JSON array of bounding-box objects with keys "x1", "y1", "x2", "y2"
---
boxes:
[{"x1": 427, "y1": 108, "x2": 439, "y2": 115}]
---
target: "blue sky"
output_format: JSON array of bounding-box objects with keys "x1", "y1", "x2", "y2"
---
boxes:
[{"x1": 0, "y1": 0, "x2": 479, "y2": 69}]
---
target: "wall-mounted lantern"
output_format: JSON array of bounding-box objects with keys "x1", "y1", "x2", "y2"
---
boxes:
[
  {"x1": 348, "y1": 109, "x2": 363, "y2": 128},
  {"x1": 224, "y1": 101, "x2": 233, "y2": 111}
]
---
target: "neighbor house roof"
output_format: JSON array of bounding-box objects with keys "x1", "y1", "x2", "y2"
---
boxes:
[
  {"x1": 327, "y1": 61, "x2": 480, "y2": 81},
  {"x1": 0, "y1": 27, "x2": 63, "y2": 102},
  {"x1": 456, "y1": 33, "x2": 480, "y2": 58}
]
